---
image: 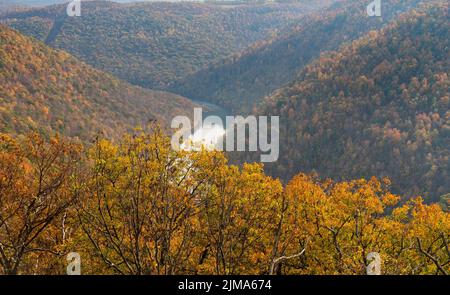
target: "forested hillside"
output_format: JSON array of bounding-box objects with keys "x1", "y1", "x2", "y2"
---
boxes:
[
  {"x1": 258, "y1": 4, "x2": 449, "y2": 201},
  {"x1": 0, "y1": 25, "x2": 195, "y2": 140},
  {"x1": 170, "y1": 0, "x2": 429, "y2": 113},
  {"x1": 0, "y1": 0, "x2": 334, "y2": 89},
  {"x1": 0, "y1": 1, "x2": 449, "y2": 276}
]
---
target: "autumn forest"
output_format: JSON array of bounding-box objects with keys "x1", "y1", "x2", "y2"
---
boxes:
[{"x1": 0, "y1": 0, "x2": 449, "y2": 275}]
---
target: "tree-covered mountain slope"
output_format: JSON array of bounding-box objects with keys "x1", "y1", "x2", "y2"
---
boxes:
[
  {"x1": 169, "y1": 0, "x2": 432, "y2": 113},
  {"x1": 1, "y1": 0, "x2": 334, "y2": 89},
  {"x1": 0, "y1": 25, "x2": 196, "y2": 140},
  {"x1": 258, "y1": 3, "x2": 449, "y2": 201}
]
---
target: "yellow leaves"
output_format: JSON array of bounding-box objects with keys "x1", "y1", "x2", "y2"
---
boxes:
[
  {"x1": 392, "y1": 205, "x2": 410, "y2": 222},
  {"x1": 190, "y1": 155, "x2": 283, "y2": 274},
  {"x1": 0, "y1": 133, "x2": 18, "y2": 149},
  {"x1": 0, "y1": 132, "x2": 82, "y2": 274},
  {"x1": 1, "y1": 130, "x2": 449, "y2": 274},
  {"x1": 382, "y1": 193, "x2": 400, "y2": 207},
  {"x1": 280, "y1": 174, "x2": 447, "y2": 274},
  {"x1": 42, "y1": 106, "x2": 49, "y2": 116}
]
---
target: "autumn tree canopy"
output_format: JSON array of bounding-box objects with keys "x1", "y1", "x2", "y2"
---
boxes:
[{"x1": 1, "y1": 130, "x2": 448, "y2": 275}]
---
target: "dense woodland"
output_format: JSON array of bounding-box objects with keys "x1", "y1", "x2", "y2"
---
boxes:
[
  {"x1": 0, "y1": 0, "x2": 448, "y2": 275},
  {"x1": 0, "y1": 129, "x2": 448, "y2": 274},
  {"x1": 169, "y1": 0, "x2": 428, "y2": 113},
  {"x1": 0, "y1": 25, "x2": 195, "y2": 140},
  {"x1": 0, "y1": 1, "x2": 333, "y2": 89},
  {"x1": 257, "y1": 4, "x2": 449, "y2": 201}
]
